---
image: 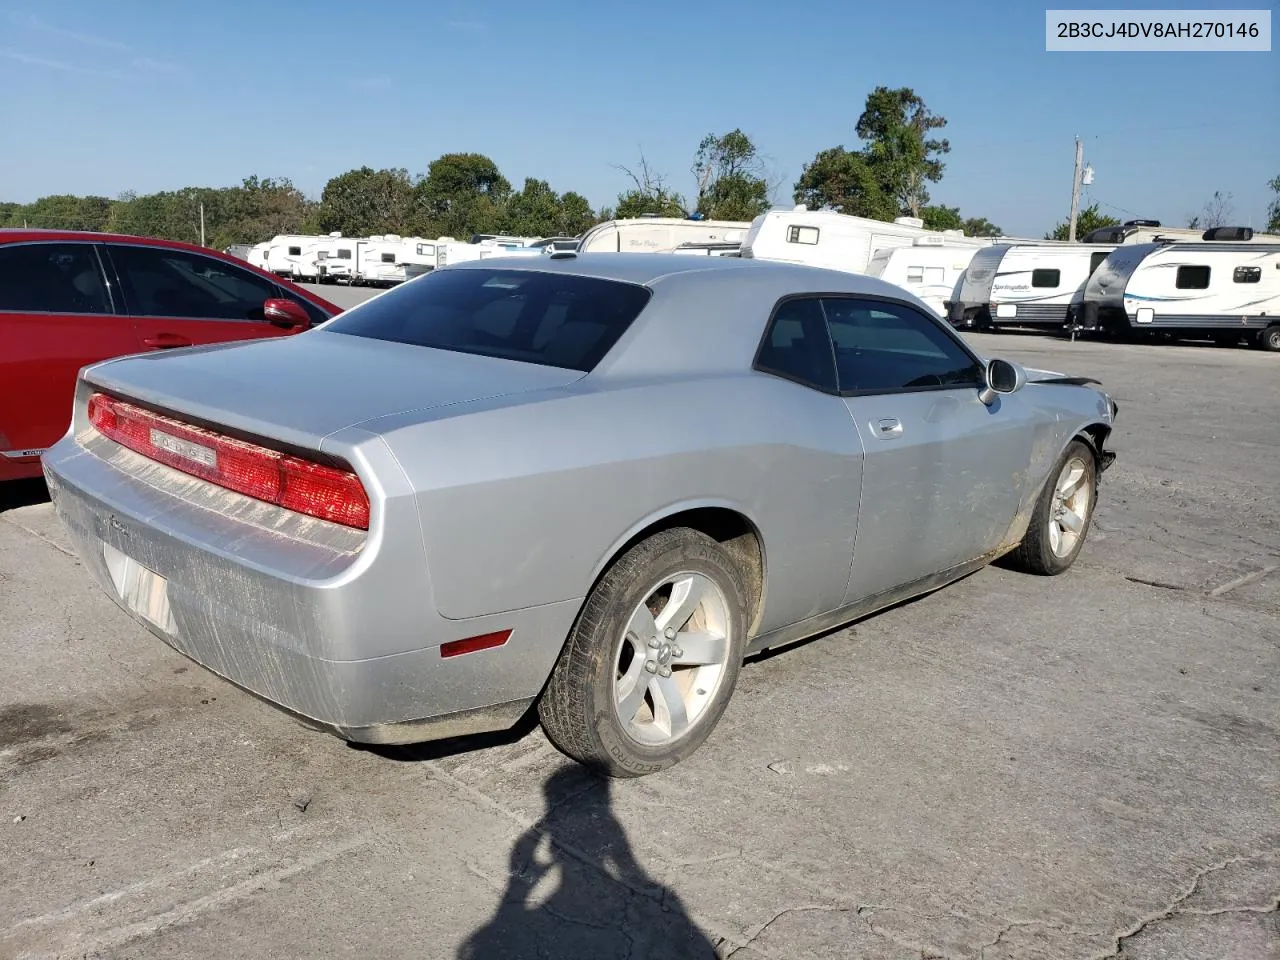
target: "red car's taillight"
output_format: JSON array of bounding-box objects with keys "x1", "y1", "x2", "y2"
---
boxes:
[{"x1": 86, "y1": 392, "x2": 370, "y2": 530}]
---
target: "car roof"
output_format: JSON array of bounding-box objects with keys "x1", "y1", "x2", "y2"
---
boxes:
[
  {"x1": 0, "y1": 228, "x2": 218, "y2": 256},
  {"x1": 447, "y1": 251, "x2": 910, "y2": 297}
]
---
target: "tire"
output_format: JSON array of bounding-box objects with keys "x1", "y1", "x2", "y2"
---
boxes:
[
  {"x1": 1005, "y1": 440, "x2": 1098, "y2": 576},
  {"x1": 1256, "y1": 324, "x2": 1280, "y2": 352},
  {"x1": 538, "y1": 527, "x2": 749, "y2": 777}
]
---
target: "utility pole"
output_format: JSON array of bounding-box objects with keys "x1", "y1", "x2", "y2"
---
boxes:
[
  {"x1": 1067, "y1": 137, "x2": 1084, "y2": 242},
  {"x1": 199, "y1": 202, "x2": 206, "y2": 246}
]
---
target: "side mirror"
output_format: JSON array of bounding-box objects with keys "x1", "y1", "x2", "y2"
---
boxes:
[
  {"x1": 978, "y1": 357, "x2": 1026, "y2": 406},
  {"x1": 262, "y1": 297, "x2": 311, "y2": 329}
]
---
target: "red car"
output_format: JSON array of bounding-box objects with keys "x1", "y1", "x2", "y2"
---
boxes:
[{"x1": 0, "y1": 229, "x2": 342, "y2": 481}]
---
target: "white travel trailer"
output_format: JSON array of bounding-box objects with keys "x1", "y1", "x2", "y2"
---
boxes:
[
  {"x1": 245, "y1": 241, "x2": 272, "y2": 272},
  {"x1": 739, "y1": 207, "x2": 988, "y2": 275},
  {"x1": 264, "y1": 235, "x2": 327, "y2": 278},
  {"x1": 435, "y1": 239, "x2": 544, "y2": 268},
  {"x1": 353, "y1": 235, "x2": 442, "y2": 286},
  {"x1": 670, "y1": 241, "x2": 742, "y2": 257},
  {"x1": 865, "y1": 238, "x2": 982, "y2": 317},
  {"x1": 576, "y1": 217, "x2": 749, "y2": 254},
  {"x1": 291, "y1": 234, "x2": 344, "y2": 283},
  {"x1": 1080, "y1": 228, "x2": 1280, "y2": 349},
  {"x1": 945, "y1": 241, "x2": 1119, "y2": 331},
  {"x1": 316, "y1": 237, "x2": 375, "y2": 284}
]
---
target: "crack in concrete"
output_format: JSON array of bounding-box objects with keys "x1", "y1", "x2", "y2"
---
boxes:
[{"x1": 1093, "y1": 853, "x2": 1280, "y2": 959}]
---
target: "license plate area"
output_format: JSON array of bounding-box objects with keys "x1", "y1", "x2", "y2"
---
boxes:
[{"x1": 103, "y1": 540, "x2": 176, "y2": 634}]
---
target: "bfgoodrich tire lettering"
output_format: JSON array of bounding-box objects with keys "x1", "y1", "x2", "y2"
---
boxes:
[
  {"x1": 1006, "y1": 439, "x2": 1098, "y2": 576},
  {"x1": 538, "y1": 527, "x2": 749, "y2": 777}
]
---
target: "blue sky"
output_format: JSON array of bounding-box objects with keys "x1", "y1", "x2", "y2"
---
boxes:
[{"x1": 1, "y1": 0, "x2": 1276, "y2": 236}]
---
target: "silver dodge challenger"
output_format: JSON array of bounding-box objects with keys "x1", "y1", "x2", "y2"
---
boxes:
[{"x1": 43, "y1": 253, "x2": 1117, "y2": 776}]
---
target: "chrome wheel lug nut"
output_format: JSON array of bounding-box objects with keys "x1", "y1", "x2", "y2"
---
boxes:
[
  {"x1": 664, "y1": 627, "x2": 676, "y2": 640},
  {"x1": 644, "y1": 660, "x2": 658, "y2": 674},
  {"x1": 658, "y1": 665, "x2": 672, "y2": 678},
  {"x1": 647, "y1": 638, "x2": 660, "y2": 649},
  {"x1": 671, "y1": 646, "x2": 683, "y2": 659}
]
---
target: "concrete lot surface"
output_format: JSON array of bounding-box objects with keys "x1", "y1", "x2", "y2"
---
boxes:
[{"x1": 2, "y1": 314, "x2": 1277, "y2": 959}]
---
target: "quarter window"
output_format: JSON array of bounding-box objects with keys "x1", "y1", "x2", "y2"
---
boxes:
[
  {"x1": 1176, "y1": 265, "x2": 1210, "y2": 289},
  {"x1": 109, "y1": 245, "x2": 279, "y2": 321},
  {"x1": 786, "y1": 225, "x2": 820, "y2": 245},
  {"x1": 1233, "y1": 266, "x2": 1261, "y2": 284},
  {"x1": 0, "y1": 243, "x2": 111, "y2": 314},
  {"x1": 821, "y1": 298, "x2": 982, "y2": 394},
  {"x1": 755, "y1": 298, "x2": 837, "y2": 392},
  {"x1": 1031, "y1": 269, "x2": 1060, "y2": 288}
]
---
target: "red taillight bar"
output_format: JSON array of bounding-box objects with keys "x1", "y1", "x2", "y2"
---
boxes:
[{"x1": 86, "y1": 392, "x2": 370, "y2": 530}]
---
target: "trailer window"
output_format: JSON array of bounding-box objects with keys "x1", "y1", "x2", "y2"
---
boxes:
[
  {"x1": 336, "y1": 249, "x2": 352, "y2": 259},
  {"x1": 906, "y1": 266, "x2": 924, "y2": 282},
  {"x1": 1089, "y1": 252, "x2": 1109, "y2": 274},
  {"x1": 1031, "y1": 269, "x2": 1060, "y2": 288},
  {"x1": 288, "y1": 246, "x2": 301, "y2": 256},
  {"x1": 787, "y1": 225, "x2": 820, "y2": 245},
  {"x1": 925, "y1": 266, "x2": 945, "y2": 285},
  {"x1": 1233, "y1": 266, "x2": 1261, "y2": 284},
  {"x1": 417, "y1": 244, "x2": 435, "y2": 256},
  {"x1": 381, "y1": 252, "x2": 395, "y2": 263},
  {"x1": 1176, "y1": 265, "x2": 1210, "y2": 289}
]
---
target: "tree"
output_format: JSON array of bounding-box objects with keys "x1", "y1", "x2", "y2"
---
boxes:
[
  {"x1": 317, "y1": 167, "x2": 415, "y2": 237},
  {"x1": 1267, "y1": 175, "x2": 1280, "y2": 232},
  {"x1": 921, "y1": 204, "x2": 961, "y2": 231},
  {"x1": 960, "y1": 216, "x2": 1002, "y2": 237},
  {"x1": 558, "y1": 192, "x2": 598, "y2": 236},
  {"x1": 612, "y1": 153, "x2": 686, "y2": 219},
  {"x1": 1045, "y1": 203, "x2": 1118, "y2": 240},
  {"x1": 692, "y1": 129, "x2": 772, "y2": 221},
  {"x1": 855, "y1": 86, "x2": 950, "y2": 218},
  {"x1": 414, "y1": 153, "x2": 510, "y2": 237},
  {"x1": 1186, "y1": 190, "x2": 1234, "y2": 230},
  {"x1": 793, "y1": 147, "x2": 896, "y2": 220}
]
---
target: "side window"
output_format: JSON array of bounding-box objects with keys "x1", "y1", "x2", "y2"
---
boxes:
[
  {"x1": 381, "y1": 252, "x2": 396, "y2": 263},
  {"x1": 110, "y1": 245, "x2": 278, "y2": 321},
  {"x1": 905, "y1": 265, "x2": 925, "y2": 283},
  {"x1": 287, "y1": 245, "x2": 302, "y2": 256},
  {"x1": 786, "y1": 225, "x2": 820, "y2": 245},
  {"x1": 924, "y1": 266, "x2": 945, "y2": 285},
  {"x1": 0, "y1": 243, "x2": 112, "y2": 314},
  {"x1": 754, "y1": 298, "x2": 837, "y2": 393},
  {"x1": 822, "y1": 298, "x2": 983, "y2": 394},
  {"x1": 1176, "y1": 265, "x2": 1210, "y2": 289},
  {"x1": 1233, "y1": 266, "x2": 1261, "y2": 284},
  {"x1": 1089, "y1": 252, "x2": 1109, "y2": 274},
  {"x1": 1031, "y1": 269, "x2": 1060, "y2": 288}
]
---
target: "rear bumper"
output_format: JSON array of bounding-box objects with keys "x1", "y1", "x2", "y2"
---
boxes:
[{"x1": 42, "y1": 432, "x2": 579, "y2": 744}]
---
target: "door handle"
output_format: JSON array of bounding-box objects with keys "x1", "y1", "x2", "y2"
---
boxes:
[
  {"x1": 874, "y1": 418, "x2": 904, "y2": 439},
  {"x1": 141, "y1": 333, "x2": 192, "y2": 349}
]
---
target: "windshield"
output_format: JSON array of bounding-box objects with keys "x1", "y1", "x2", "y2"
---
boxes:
[{"x1": 322, "y1": 267, "x2": 652, "y2": 372}]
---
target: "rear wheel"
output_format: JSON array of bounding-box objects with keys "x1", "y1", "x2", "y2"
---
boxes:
[
  {"x1": 1256, "y1": 324, "x2": 1280, "y2": 352},
  {"x1": 538, "y1": 528, "x2": 748, "y2": 777},
  {"x1": 1005, "y1": 440, "x2": 1098, "y2": 576}
]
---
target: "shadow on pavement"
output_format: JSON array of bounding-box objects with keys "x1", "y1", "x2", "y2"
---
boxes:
[
  {"x1": 0, "y1": 478, "x2": 51, "y2": 513},
  {"x1": 457, "y1": 765, "x2": 719, "y2": 960}
]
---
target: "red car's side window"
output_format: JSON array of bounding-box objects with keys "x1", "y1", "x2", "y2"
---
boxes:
[
  {"x1": 108, "y1": 244, "x2": 278, "y2": 322},
  {"x1": 0, "y1": 243, "x2": 113, "y2": 315}
]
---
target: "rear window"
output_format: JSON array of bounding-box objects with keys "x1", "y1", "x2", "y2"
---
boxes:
[{"x1": 322, "y1": 267, "x2": 652, "y2": 372}]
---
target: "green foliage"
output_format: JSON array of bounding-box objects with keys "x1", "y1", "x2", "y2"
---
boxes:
[
  {"x1": 614, "y1": 189, "x2": 686, "y2": 219},
  {"x1": 503, "y1": 180, "x2": 597, "y2": 237},
  {"x1": 415, "y1": 153, "x2": 511, "y2": 237},
  {"x1": 3, "y1": 194, "x2": 111, "y2": 231},
  {"x1": 961, "y1": 216, "x2": 1002, "y2": 237},
  {"x1": 921, "y1": 204, "x2": 962, "y2": 231},
  {"x1": 692, "y1": 129, "x2": 771, "y2": 221},
  {"x1": 793, "y1": 147, "x2": 897, "y2": 220},
  {"x1": 1268, "y1": 176, "x2": 1280, "y2": 233},
  {"x1": 855, "y1": 86, "x2": 950, "y2": 217},
  {"x1": 1044, "y1": 203, "x2": 1119, "y2": 240},
  {"x1": 316, "y1": 167, "x2": 416, "y2": 237},
  {"x1": 794, "y1": 86, "x2": 952, "y2": 221}
]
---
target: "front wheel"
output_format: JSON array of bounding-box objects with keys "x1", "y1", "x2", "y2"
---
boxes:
[
  {"x1": 538, "y1": 528, "x2": 748, "y2": 777},
  {"x1": 1005, "y1": 440, "x2": 1098, "y2": 576}
]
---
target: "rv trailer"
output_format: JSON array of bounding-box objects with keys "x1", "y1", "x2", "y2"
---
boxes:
[
  {"x1": 576, "y1": 217, "x2": 750, "y2": 254},
  {"x1": 739, "y1": 207, "x2": 989, "y2": 275},
  {"x1": 1080, "y1": 227, "x2": 1280, "y2": 349},
  {"x1": 865, "y1": 238, "x2": 983, "y2": 317}
]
